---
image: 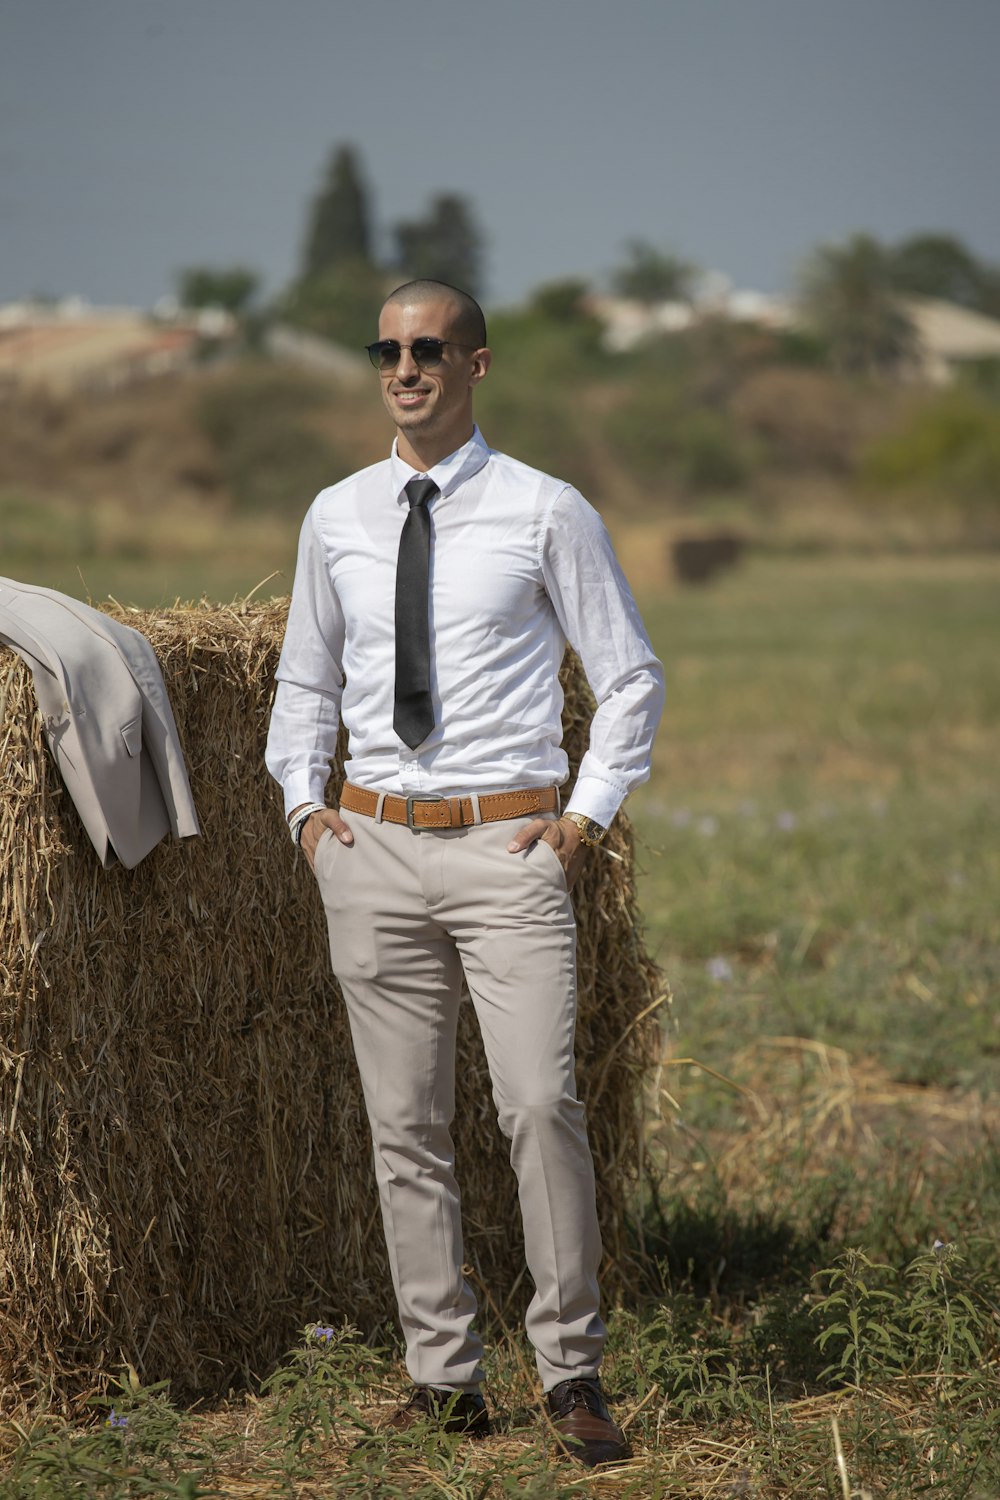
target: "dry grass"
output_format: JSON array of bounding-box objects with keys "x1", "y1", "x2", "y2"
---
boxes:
[
  {"x1": 651, "y1": 1037, "x2": 1000, "y2": 1212},
  {"x1": 180, "y1": 1383, "x2": 952, "y2": 1498},
  {"x1": 0, "y1": 603, "x2": 663, "y2": 1422},
  {"x1": 0, "y1": 1045, "x2": 994, "y2": 1496}
]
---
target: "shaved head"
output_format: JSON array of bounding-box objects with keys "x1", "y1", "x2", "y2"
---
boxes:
[{"x1": 383, "y1": 280, "x2": 487, "y2": 350}]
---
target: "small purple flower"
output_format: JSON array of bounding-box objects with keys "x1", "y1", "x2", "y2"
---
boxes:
[
  {"x1": 106, "y1": 1409, "x2": 128, "y2": 1429},
  {"x1": 309, "y1": 1324, "x2": 336, "y2": 1344},
  {"x1": 776, "y1": 810, "x2": 797, "y2": 832},
  {"x1": 706, "y1": 955, "x2": 734, "y2": 984},
  {"x1": 933, "y1": 1238, "x2": 947, "y2": 1255}
]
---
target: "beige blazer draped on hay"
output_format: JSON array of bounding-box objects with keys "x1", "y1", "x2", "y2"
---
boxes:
[{"x1": 0, "y1": 577, "x2": 200, "y2": 869}]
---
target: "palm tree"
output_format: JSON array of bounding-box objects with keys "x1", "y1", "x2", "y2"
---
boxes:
[{"x1": 800, "y1": 233, "x2": 918, "y2": 377}]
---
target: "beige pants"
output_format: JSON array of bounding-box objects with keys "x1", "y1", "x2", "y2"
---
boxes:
[{"x1": 313, "y1": 809, "x2": 606, "y2": 1391}]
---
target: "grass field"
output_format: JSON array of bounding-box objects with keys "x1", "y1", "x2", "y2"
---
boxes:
[
  {"x1": 1, "y1": 545, "x2": 998, "y2": 1497},
  {"x1": 634, "y1": 552, "x2": 1000, "y2": 1095}
]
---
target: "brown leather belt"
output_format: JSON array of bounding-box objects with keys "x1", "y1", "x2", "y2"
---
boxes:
[{"x1": 339, "y1": 782, "x2": 559, "y2": 830}]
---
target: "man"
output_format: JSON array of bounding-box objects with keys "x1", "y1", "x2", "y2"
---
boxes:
[{"x1": 265, "y1": 280, "x2": 664, "y2": 1468}]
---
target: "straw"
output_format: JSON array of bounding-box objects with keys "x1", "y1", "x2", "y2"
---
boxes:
[{"x1": 0, "y1": 602, "x2": 662, "y2": 1417}]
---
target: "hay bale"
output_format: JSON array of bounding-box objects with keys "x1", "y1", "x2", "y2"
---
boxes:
[{"x1": 0, "y1": 602, "x2": 662, "y2": 1415}]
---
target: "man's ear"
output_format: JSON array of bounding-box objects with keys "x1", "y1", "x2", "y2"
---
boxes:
[{"x1": 469, "y1": 347, "x2": 492, "y2": 386}]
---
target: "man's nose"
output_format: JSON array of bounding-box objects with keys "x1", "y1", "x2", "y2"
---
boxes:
[{"x1": 395, "y1": 346, "x2": 420, "y2": 381}]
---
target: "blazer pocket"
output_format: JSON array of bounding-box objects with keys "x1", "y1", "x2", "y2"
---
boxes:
[{"x1": 120, "y1": 716, "x2": 143, "y2": 757}]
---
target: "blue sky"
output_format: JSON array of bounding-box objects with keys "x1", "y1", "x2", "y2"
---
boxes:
[{"x1": 2, "y1": 0, "x2": 998, "y2": 310}]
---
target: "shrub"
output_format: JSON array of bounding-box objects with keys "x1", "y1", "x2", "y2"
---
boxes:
[
  {"x1": 675, "y1": 409, "x2": 752, "y2": 491},
  {"x1": 195, "y1": 366, "x2": 349, "y2": 511},
  {"x1": 603, "y1": 379, "x2": 687, "y2": 490},
  {"x1": 487, "y1": 307, "x2": 605, "y2": 377},
  {"x1": 730, "y1": 367, "x2": 860, "y2": 472},
  {"x1": 605, "y1": 382, "x2": 753, "y2": 494},
  {"x1": 476, "y1": 382, "x2": 601, "y2": 497},
  {"x1": 860, "y1": 389, "x2": 1000, "y2": 509}
]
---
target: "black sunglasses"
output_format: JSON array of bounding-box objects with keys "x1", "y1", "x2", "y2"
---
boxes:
[{"x1": 365, "y1": 337, "x2": 478, "y2": 371}]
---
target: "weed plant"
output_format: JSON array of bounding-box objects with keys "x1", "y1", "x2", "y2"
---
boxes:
[{"x1": 3, "y1": 1146, "x2": 996, "y2": 1497}]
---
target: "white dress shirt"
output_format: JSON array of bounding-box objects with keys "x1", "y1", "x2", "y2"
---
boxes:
[{"x1": 265, "y1": 426, "x2": 664, "y2": 829}]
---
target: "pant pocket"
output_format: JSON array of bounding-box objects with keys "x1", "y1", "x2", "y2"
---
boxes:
[
  {"x1": 531, "y1": 831, "x2": 569, "y2": 891},
  {"x1": 315, "y1": 839, "x2": 378, "y2": 980}
]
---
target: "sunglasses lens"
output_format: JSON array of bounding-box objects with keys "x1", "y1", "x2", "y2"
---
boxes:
[
  {"x1": 369, "y1": 341, "x2": 400, "y2": 369},
  {"x1": 412, "y1": 339, "x2": 446, "y2": 367}
]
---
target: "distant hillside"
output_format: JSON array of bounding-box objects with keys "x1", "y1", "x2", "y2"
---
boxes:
[
  {"x1": 2, "y1": 338, "x2": 997, "y2": 608},
  {"x1": 0, "y1": 347, "x2": 886, "y2": 517},
  {"x1": 0, "y1": 363, "x2": 381, "y2": 514}
]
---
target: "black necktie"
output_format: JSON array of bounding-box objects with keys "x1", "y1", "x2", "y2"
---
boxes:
[{"x1": 393, "y1": 476, "x2": 439, "y2": 749}]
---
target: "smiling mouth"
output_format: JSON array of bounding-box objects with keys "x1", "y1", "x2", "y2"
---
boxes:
[{"x1": 393, "y1": 389, "x2": 430, "y2": 405}]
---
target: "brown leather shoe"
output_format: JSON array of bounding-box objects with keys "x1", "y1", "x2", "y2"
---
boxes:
[
  {"x1": 381, "y1": 1384, "x2": 491, "y2": 1438},
  {"x1": 545, "y1": 1377, "x2": 631, "y2": 1467}
]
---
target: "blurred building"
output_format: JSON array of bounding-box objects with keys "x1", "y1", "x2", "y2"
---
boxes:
[
  {"x1": 901, "y1": 297, "x2": 1000, "y2": 385},
  {"x1": 587, "y1": 278, "x2": 1000, "y2": 385},
  {"x1": 587, "y1": 272, "x2": 795, "y2": 353},
  {"x1": 0, "y1": 298, "x2": 235, "y2": 395}
]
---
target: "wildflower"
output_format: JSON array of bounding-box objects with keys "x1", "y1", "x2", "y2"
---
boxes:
[
  {"x1": 309, "y1": 1324, "x2": 336, "y2": 1344},
  {"x1": 705, "y1": 955, "x2": 734, "y2": 984},
  {"x1": 933, "y1": 1238, "x2": 947, "y2": 1255},
  {"x1": 776, "y1": 810, "x2": 797, "y2": 831},
  {"x1": 106, "y1": 1409, "x2": 128, "y2": 1429}
]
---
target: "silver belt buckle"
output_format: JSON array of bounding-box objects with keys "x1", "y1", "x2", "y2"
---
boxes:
[{"x1": 405, "y1": 792, "x2": 446, "y2": 829}]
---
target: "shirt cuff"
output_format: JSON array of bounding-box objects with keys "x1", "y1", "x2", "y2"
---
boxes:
[
  {"x1": 282, "y1": 770, "x2": 331, "y2": 820},
  {"x1": 563, "y1": 775, "x2": 627, "y2": 830}
]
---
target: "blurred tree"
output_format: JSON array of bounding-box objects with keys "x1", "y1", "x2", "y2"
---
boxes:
[
  {"x1": 612, "y1": 240, "x2": 696, "y2": 304},
  {"x1": 282, "y1": 258, "x2": 388, "y2": 352},
  {"x1": 177, "y1": 266, "x2": 259, "y2": 314},
  {"x1": 800, "y1": 233, "x2": 918, "y2": 377},
  {"x1": 393, "y1": 193, "x2": 484, "y2": 297},
  {"x1": 888, "y1": 233, "x2": 989, "y2": 310},
  {"x1": 529, "y1": 278, "x2": 591, "y2": 322},
  {"x1": 301, "y1": 144, "x2": 373, "y2": 280}
]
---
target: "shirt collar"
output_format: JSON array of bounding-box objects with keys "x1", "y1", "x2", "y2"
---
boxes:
[{"x1": 390, "y1": 425, "x2": 490, "y2": 503}]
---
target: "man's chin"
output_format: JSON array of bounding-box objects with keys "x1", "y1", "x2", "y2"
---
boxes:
[{"x1": 390, "y1": 404, "x2": 434, "y2": 431}]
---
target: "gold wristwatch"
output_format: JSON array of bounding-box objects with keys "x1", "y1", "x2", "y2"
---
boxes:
[{"x1": 561, "y1": 812, "x2": 608, "y2": 848}]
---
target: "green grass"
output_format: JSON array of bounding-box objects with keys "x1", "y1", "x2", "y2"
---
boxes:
[
  {"x1": 3, "y1": 1234, "x2": 998, "y2": 1497},
  {"x1": 0, "y1": 489, "x2": 300, "y2": 607},
  {"x1": 1, "y1": 542, "x2": 997, "y2": 1496},
  {"x1": 632, "y1": 552, "x2": 1000, "y2": 1095}
]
